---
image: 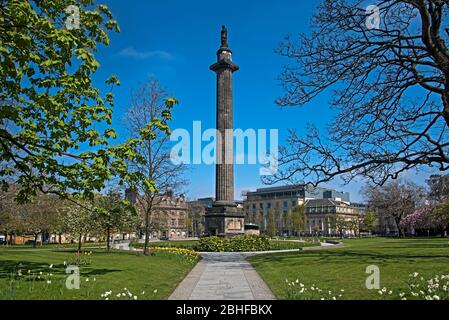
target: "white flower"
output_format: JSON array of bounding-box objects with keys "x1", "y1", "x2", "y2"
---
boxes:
[
  {"x1": 46, "y1": 280, "x2": 51, "y2": 284},
  {"x1": 133, "y1": 296, "x2": 137, "y2": 300},
  {"x1": 153, "y1": 289, "x2": 157, "y2": 294},
  {"x1": 141, "y1": 291, "x2": 145, "y2": 295},
  {"x1": 332, "y1": 297, "x2": 336, "y2": 300},
  {"x1": 86, "y1": 278, "x2": 89, "y2": 282},
  {"x1": 401, "y1": 297, "x2": 407, "y2": 300},
  {"x1": 433, "y1": 295, "x2": 440, "y2": 300},
  {"x1": 49, "y1": 264, "x2": 53, "y2": 269},
  {"x1": 340, "y1": 289, "x2": 345, "y2": 292}
]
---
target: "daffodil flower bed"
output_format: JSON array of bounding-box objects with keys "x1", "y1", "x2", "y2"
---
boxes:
[{"x1": 149, "y1": 247, "x2": 200, "y2": 263}]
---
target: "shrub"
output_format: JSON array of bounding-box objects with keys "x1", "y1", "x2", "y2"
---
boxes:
[
  {"x1": 227, "y1": 235, "x2": 270, "y2": 252},
  {"x1": 194, "y1": 236, "x2": 227, "y2": 252},
  {"x1": 194, "y1": 235, "x2": 270, "y2": 252}
]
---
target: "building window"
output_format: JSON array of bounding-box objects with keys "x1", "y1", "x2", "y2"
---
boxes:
[
  {"x1": 267, "y1": 203, "x2": 271, "y2": 209},
  {"x1": 252, "y1": 204, "x2": 256, "y2": 209},
  {"x1": 292, "y1": 201, "x2": 296, "y2": 207},
  {"x1": 283, "y1": 201, "x2": 288, "y2": 208}
]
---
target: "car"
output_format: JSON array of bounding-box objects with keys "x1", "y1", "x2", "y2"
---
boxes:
[{"x1": 159, "y1": 236, "x2": 169, "y2": 241}]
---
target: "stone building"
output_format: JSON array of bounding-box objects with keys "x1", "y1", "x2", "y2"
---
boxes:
[
  {"x1": 304, "y1": 198, "x2": 359, "y2": 236},
  {"x1": 126, "y1": 189, "x2": 189, "y2": 240},
  {"x1": 242, "y1": 184, "x2": 359, "y2": 236}
]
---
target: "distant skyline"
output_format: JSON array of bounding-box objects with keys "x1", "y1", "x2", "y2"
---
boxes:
[{"x1": 91, "y1": 0, "x2": 435, "y2": 203}]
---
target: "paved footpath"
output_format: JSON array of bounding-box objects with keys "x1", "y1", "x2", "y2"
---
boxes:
[
  {"x1": 169, "y1": 242, "x2": 343, "y2": 300},
  {"x1": 169, "y1": 252, "x2": 277, "y2": 300}
]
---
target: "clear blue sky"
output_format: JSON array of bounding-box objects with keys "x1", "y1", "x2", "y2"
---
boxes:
[{"x1": 91, "y1": 0, "x2": 431, "y2": 202}]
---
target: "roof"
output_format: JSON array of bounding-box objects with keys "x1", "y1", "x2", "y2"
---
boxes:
[{"x1": 304, "y1": 198, "x2": 350, "y2": 207}]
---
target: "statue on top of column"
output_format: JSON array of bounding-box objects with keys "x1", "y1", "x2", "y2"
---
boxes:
[{"x1": 221, "y1": 25, "x2": 228, "y2": 48}]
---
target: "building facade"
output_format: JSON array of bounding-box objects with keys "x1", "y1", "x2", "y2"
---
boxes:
[
  {"x1": 304, "y1": 198, "x2": 359, "y2": 236},
  {"x1": 243, "y1": 184, "x2": 359, "y2": 236}
]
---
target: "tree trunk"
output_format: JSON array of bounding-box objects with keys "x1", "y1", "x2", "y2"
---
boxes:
[
  {"x1": 33, "y1": 233, "x2": 38, "y2": 248},
  {"x1": 144, "y1": 211, "x2": 150, "y2": 256},
  {"x1": 78, "y1": 234, "x2": 82, "y2": 253},
  {"x1": 107, "y1": 227, "x2": 111, "y2": 251},
  {"x1": 59, "y1": 233, "x2": 62, "y2": 244}
]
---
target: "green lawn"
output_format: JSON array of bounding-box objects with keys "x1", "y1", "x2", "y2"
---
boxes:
[
  {"x1": 249, "y1": 237, "x2": 449, "y2": 300},
  {"x1": 0, "y1": 248, "x2": 198, "y2": 300}
]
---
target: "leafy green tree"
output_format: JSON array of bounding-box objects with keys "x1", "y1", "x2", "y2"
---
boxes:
[
  {"x1": 0, "y1": 1, "x2": 176, "y2": 204},
  {"x1": 266, "y1": 208, "x2": 277, "y2": 238},
  {"x1": 327, "y1": 215, "x2": 348, "y2": 239},
  {"x1": 291, "y1": 205, "x2": 306, "y2": 239},
  {"x1": 95, "y1": 189, "x2": 138, "y2": 250},
  {"x1": 362, "y1": 211, "x2": 378, "y2": 235},
  {"x1": 62, "y1": 201, "x2": 95, "y2": 252}
]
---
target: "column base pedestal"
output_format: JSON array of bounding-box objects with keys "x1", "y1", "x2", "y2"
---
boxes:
[{"x1": 205, "y1": 202, "x2": 245, "y2": 237}]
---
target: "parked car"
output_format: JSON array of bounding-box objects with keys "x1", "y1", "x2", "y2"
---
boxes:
[{"x1": 159, "y1": 236, "x2": 169, "y2": 241}]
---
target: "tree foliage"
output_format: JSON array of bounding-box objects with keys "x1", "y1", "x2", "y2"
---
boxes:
[{"x1": 0, "y1": 1, "x2": 176, "y2": 203}]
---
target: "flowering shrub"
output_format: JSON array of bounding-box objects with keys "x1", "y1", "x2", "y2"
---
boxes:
[
  {"x1": 284, "y1": 278, "x2": 344, "y2": 300},
  {"x1": 151, "y1": 247, "x2": 200, "y2": 261},
  {"x1": 401, "y1": 205, "x2": 449, "y2": 235}
]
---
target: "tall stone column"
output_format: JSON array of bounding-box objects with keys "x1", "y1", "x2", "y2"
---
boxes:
[
  {"x1": 210, "y1": 26, "x2": 239, "y2": 204},
  {"x1": 205, "y1": 26, "x2": 244, "y2": 237}
]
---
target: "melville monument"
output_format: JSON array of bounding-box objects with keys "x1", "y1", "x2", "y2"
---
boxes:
[{"x1": 204, "y1": 26, "x2": 245, "y2": 237}]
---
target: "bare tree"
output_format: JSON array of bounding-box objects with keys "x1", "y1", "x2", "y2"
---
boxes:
[
  {"x1": 125, "y1": 80, "x2": 185, "y2": 255},
  {"x1": 426, "y1": 174, "x2": 449, "y2": 202},
  {"x1": 363, "y1": 179, "x2": 424, "y2": 237},
  {"x1": 266, "y1": 0, "x2": 449, "y2": 187}
]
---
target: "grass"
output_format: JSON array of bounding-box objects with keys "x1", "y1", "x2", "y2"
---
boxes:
[
  {"x1": 130, "y1": 239, "x2": 319, "y2": 251},
  {"x1": 248, "y1": 237, "x2": 449, "y2": 300},
  {"x1": 0, "y1": 247, "x2": 198, "y2": 300}
]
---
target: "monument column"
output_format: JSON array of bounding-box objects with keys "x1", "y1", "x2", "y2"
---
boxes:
[
  {"x1": 205, "y1": 26, "x2": 244, "y2": 237},
  {"x1": 210, "y1": 26, "x2": 239, "y2": 205}
]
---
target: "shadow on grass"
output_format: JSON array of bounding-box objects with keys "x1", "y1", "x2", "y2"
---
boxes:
[
  {"x1": 0, "y1": 260, "x2": 122, "y2": 280},
  {"x1": 250, "y1": 248, "x2": 449, "y2": 266}
]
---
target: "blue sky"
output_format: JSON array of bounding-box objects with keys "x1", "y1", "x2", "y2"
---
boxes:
[{"x1": 91, "y1": 0, "x2": 432, "y2": 202}]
